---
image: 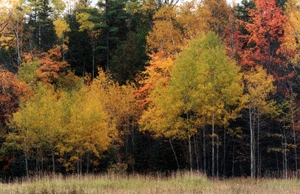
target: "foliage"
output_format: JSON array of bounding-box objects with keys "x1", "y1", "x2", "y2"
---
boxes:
[
  {"x1": 281, "y1": 0, "x2": 300, "y2": 65},
  {"x1": 141, "y1": 32, "x2": 244, "y2": 140},
  {"x1": 0, "y1": 0, "x2": 26, "y2": 69},
  {"x1": 202, "y1": 0, "x2": 232, "y2": 37},
  {"x1": 0, "y1": 68, "x2": 32, "y2": 126},
  {"x1": 1, "y1": 0, "x2": 300, "y2": 178},
  {"x1": 238, "y1": 0, "x2": 288, "y2": 74},
  {"x1": 20, "y1": 48, "x2": 70, "y2": 87},
  {"x1": 146, "y1": 2, "x2": 209, "y2": 58}
]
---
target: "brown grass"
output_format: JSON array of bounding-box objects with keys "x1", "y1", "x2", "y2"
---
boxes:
[{"x1": 0, "y1": 172, "x2": 299, "y2": 193}]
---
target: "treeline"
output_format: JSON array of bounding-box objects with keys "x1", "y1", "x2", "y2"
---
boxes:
[{"x1": 1, "y1": 0, "x2": 300, "y2": 180}]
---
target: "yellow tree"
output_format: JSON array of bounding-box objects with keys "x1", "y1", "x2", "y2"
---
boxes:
[
  {"x1": 139, "y1": 1, "x2": 210, "y2": 107},
  {"x1": 146, "y1": 5, "x2": 183, "y2": 57},
  {"x1": 7, "y1": 55, "x2": 83, "y2": 175},
  {"x1": 58, "y1": 70, "x2": 117, "y2": 173},
  {"x1": 7, "y1": 84, "x2": 65, "y2": 176},
  {"x1": 53, "y1": 17, "x2": 70, "y2": 60},
  {"x1": 243, "y1": 66, "x2": 276, "y2": 178},
  {"x1": 0, "y1": 0, "x2": 26, "y2": 67},
  {"x1": 281, "y1": 0, "x2": 300, "y2": 64},
  {"x1": 147, "y1": 1, "x2": 209, "y2": 58},
  {"x1": 105, "y1": 84, "x2": 140, "y2": 172},
  {"x1": 88, "y1": 69, "x2": 141, "y2": 173}
]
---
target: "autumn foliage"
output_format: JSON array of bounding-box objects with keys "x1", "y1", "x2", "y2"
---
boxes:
[
  {"x1": 239, "y1": 0, "x2": 287, "y2": 70},
  {"x1": 2, "y1": 0, "x2": 300, "y2": 179},
  {"x1": 0, "y1": 68, "x2": 32, "y2": 126}
]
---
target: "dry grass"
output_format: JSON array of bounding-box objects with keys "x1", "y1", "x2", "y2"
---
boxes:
[{"x1": 0, "y1": 172, "x2": 299, "y2": 194}]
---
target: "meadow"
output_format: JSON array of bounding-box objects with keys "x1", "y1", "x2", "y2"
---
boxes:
[{"x1": 0, "y1": 172, "x2": 299, "y2": 194}]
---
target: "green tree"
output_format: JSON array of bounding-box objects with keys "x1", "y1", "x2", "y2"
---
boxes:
[
  {"x1": 64, "y1": 11, "x2": 93, "y2": 76},
  {"x1": 25, "y1": 0, "x2": 57, "y2": 51},
  {"x1": 96, "y1": 0, "x2": 130, "y2": 70},
  {"x1": 76, "y1": 8, "x2": 101, "y2": 78},
  {"x1": 140, "y1": 33, "x2": 244, "y2": 176}
]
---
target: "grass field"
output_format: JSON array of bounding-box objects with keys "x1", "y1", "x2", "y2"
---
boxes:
[{"x1": 0, "y1": 172, "x2": 299, "y2": 193}]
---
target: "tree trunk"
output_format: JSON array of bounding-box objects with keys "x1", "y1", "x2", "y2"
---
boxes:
[
  {"x1": 217, "y1": 135, "x2": 219, "y2": 179},
  {"x1": 257, "y1": 112, "x2": 261, "y2": 178},
  {"x1": 187, "y1": 112, "x2": 193, "y2": 172},
  {"x1": 212, "y1": 111, "x2": 215, "y2": 179},
  {"x1": 24, "y1": 136, "x2": 29, "y2": 178},
  {"x1": 223, "y1": 127, "x2": 226, "y2": 176},
  {"x1": 25, "y1": 151, "x2": 29, "y2": 178},
  {"x1": 194, "y1": 134, "x2": 200, "y2": 171},
  {"x1": 169, "y1": 137, "x2": 180, "y2": 171},
  {"x1": 87, "y1": 153, "x2": 90, "y2": 174},
  {"x1": 249, "y1": 105, "x2": 256, "y2": 178},
  {"x1": 188, "y1": 132, "x2": 193, "y2": 172},
  {"x1": 131, "y1": 125, "x2": 136, "y2": 175},
  {"x1": 203, "y1": 125, "x2": 207, "y2": 174},
  {"x1": 284, "y1": 127, "x2": 288, "y2": 179},
  {"x1": 291, "y1": 108, "x2": 298, "y2": 179},
  {"x1": 52, "y1": 149, "x2": 55, "y2": 175},
  {"x1": 14, "y1": 26, "x2": 22, "y2": 66},
  {"x1": 232, "y1": 141, "x2": 235, "y2": 176}
]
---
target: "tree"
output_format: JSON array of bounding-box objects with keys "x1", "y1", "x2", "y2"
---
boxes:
[
  {"x1": 235, "y1": 0, "x2": 255, "y2": 22},
  {"x1": 96, "y1": 0, "x2": 130, "y2": 70},
  {"x1": 0, "y1": 68, "x2": 32, "y2": 127},
  {"x1": 110, "y1": 0, "x2": 152, "y2": 84},
  {"x1": 76, "y1": 8, "x2": 101, "y2": 78},
  {"x1": 0, "y1": 0, "x2": 26, "y2": 69},
  {"x1": 64, "y1": 11, "x2": 93, "y2": 76},
  {"x1": 202, "y1": 0, "x2": 232, "y2": 37},
  {"x1": 281, "y1": 92, "x2": 300, "y2": 178},
  {"x1": 25, "y1": 0, "x2": 57, "y2": 51},
  {"x1": 7, "y1": 84, "x2": 65, "y2": 176},
  {"x1": 239, "y1": 0, "x2": 288, "y2": 77},
  {"x1": 225, "y1": 0, "x2": 254, "y2": 59},
  {"x1": 94, "y1": 70, "x2": 141, "y2": 173},
  {"x1": 140, "y1": 33, "x2": 244, "y2": 176},
  {"x1": 139, "y1": 1, "x2": 210, "y2": 106},
  {"x1": 243, "y1": 66, "x2": 276, "y2": 178},
  {"x1": 58, "y1": 84, "x2": 116, "y2": 173},
  {"x1": 53, "y1": 17, "x2": 70, "y2": 60},
  {"x1": 146, "y1": 5, "x2": 182, "y2": 56},
  {"x1": 281, "y1": 0, "x2": 300, "y2": 65},
  {"x1": 146, "y1": 2, "x2": 209, "y2": 58},
  {"x1": 21, "y1": 47, "x2": 70, "y2": 87},
  {"x1": 0, "y1": 66, "x2": 32, "y2": 176}
]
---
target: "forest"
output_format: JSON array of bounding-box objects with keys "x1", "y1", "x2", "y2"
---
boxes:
[{"x1": 0, "y1": 0, "x2": 300, "y2": 180}]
